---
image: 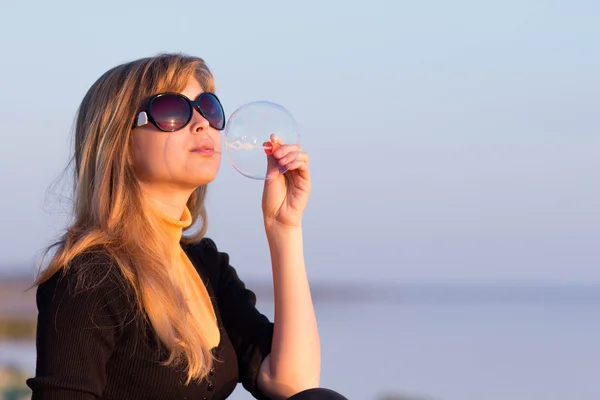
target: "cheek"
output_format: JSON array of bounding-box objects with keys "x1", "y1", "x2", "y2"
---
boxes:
[
  {"x1": 130, "y1": 144, "x2": 152, "y2": 179},
  {"x1": 129, "y1": 132, "x2": 169, "y2": 178},
  {"x1": 212, "y1": 131, "x2": 222, "y2": 150}
]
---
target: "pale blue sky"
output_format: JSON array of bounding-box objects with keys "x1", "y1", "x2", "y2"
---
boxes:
[{"x1": 0, "y1": 0, "x2": 598, "y2": 283}]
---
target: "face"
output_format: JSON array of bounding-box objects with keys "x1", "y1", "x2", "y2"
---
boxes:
[{"x1": 129, "y1": 76, "x2": 222, "y2": 191}]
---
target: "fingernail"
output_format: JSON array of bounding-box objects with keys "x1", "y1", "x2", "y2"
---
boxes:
[
  {"x1": 263, "y1": 142, "x2": 273, "y2": 155},
  {"x1": 279, "y1": 166, "x2": 287, "y2": 174}
]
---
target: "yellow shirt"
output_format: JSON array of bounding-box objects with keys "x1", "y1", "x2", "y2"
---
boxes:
[{"x1": 152, "y1": 206, "x2": 220, "y2": 349}]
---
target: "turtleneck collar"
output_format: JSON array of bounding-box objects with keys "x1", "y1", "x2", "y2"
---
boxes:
[
  {"x1": 151, "y1": 206, "x2": 192, "y2": 247},
  {"x1": 150, "y1": 204, "x2": 221, "y2": 349}
]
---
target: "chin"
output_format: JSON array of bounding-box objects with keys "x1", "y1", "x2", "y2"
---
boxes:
[
  {"x1": 190, "y1": 169, "x2": 220, "y2": 187},
  {"x1": 188, "y1": 174, "x2": 217, "y2": 187},
  {"x1": 184, "y1": 161, "x2": 220, "y2": 187}
]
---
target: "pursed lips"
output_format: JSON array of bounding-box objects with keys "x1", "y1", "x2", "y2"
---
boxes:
[{"x1": 190, "y1": 142, "x2": 218, "y2": 156}]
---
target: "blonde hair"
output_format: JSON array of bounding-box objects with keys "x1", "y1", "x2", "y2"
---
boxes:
[{"x1": 35, "y1": 53, "x2": 217, "y2": 383}]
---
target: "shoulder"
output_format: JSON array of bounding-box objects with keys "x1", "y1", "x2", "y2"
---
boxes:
[
  {"x1": 36, "y1": 247, "x2": 133, "y2": 313},
  {"x1": 182, "y1": 237, "x2": 234, "y2": 288},
  {"x1": 43, "y1": 247, "x2": 120, "y2": 289},
  {"x1": 182, "y1": 237, "x2": 227, "y2": 267},
  {"x1": 182, "y1": 236, "x2": 219, "y2": 253},
  {"x1": 32, "y1": 247, "x2": 137, "y2": 361}
]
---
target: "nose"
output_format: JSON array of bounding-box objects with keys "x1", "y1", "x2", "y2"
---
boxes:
[{"x1": 190, "y1": 106, "x2": 211, "y2": 133}]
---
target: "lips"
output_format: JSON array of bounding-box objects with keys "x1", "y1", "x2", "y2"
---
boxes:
[
  {"x1": 190, "y1": 142, "x2": 215, "y2": 155},
  {"x1": 191, "y1": 146, "x2": 214, "y2": 152}
]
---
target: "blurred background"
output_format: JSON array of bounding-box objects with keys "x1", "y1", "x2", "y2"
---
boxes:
[{"x1": 0, "y1": 0, "x2": 599, "y2": 399}]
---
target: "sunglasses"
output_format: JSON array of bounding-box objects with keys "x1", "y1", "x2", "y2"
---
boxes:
[{"x1": 134, "y1": 92, "x2": 225, "y2": 132}]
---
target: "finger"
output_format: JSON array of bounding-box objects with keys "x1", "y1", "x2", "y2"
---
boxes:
[
  {"x1": 283, "y1": 160, "x2": 311, "y2": 183},
  {"x1": 280, "y1": 159, "x2": 310, "y2": 176},
  {"x1": 273, "y1": 144, "x2": 302, "y2": 160},
  {"x1": 270, "y1": 133, "x2": 287, "y2": 145},
  {"x1": 264, "y1": 134, "x2": 286, "y2": 155},
  {"x1": 265, "y1": 149, "x2": 281, "y2": 177},
  {"x1": 278, "y1": 151, "x2": 308, "y2": 166},
  {"x1": 263, "y1": 141, "x2": 280, "y2": 156},
  {"x1": 264, "y1": 140, "x2": 284, "y2": 176},
  {"x1": 265, "y1": 135, "x2": 306, "y2": 178}
]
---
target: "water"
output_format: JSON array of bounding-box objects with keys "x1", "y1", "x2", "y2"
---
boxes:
[
  {"x1": 309, "y1": 302, "x2": 600, "y2": 400},
  {"x1": 4, "y1": 300, "x2": 600, "y2": 399}
]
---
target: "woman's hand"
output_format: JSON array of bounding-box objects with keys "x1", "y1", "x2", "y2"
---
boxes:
[{"x1": 262, "y1": 135, "x2": 311, "y2": 229}]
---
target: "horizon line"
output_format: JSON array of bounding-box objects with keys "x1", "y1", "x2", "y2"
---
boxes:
[{"x1": 2, "y1": 271, "x2": 600, "y2": 288}]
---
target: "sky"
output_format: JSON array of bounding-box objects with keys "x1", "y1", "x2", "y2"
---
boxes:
[{"x1": 0, "y1": 0, "x2": 598, "y2": 283}]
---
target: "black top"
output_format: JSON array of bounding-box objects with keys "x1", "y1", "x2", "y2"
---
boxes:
[{"x1": 26, "y1": 238, "x2": 275, "y2": 400}]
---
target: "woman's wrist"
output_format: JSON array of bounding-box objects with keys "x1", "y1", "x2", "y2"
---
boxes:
[
  {"x1": 264, "y1": 218, "x2": 303, "y2": 236},
  {"x1": 264, "y1": 219, "x2": 304, "y2": 257}
]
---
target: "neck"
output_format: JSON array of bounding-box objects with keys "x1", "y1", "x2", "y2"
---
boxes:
[
  {"x1": 151, "y1": 203, "x2": 193, "y2": 249},
  {"x1": 138, "y1": 182, "x2": 195, "y2": 221}
]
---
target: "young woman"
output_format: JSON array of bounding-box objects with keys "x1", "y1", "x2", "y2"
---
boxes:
[{"x1": 26, "y1": 53, "x2": 347, "y2": 400}]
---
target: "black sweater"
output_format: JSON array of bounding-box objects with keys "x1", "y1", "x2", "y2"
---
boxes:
[{"x1": 26, "y1": 238, "x2": 275, "y2": 400}]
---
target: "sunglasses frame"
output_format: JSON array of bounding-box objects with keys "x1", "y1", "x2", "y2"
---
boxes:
[{"x1": 134, "y1": 91, "x2": 225, "y2": 132}]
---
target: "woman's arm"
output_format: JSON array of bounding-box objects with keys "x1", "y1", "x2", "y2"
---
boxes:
[{"x1": 256, "y1": 223, "x2": 320, "y2": 399}]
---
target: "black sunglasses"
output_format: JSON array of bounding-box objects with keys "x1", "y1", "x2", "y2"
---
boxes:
[{"x1": 134, "y1": 92, "x2": 225, "y2": 132}]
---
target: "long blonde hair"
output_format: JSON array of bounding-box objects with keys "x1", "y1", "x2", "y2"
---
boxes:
[{"x1": 35, "y1": 53, "x2": 217, "y2": 383}]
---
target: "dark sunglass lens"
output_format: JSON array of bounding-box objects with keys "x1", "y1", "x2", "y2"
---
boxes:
[
  {"x1": 150, "y1": 95, "x2": 191, "y2": 131},
  {"x1": 199, "y1": 93, "x2": 225, "y2": 130}
]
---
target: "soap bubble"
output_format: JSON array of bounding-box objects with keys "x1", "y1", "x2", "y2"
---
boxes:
[{"x1": 223, "y1": 101, "x2": 300, "y2": 180}]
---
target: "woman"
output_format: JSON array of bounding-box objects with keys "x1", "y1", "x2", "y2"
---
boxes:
[{"x1": 26, "y1": 53, "x2": 347, "y2": 400}]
